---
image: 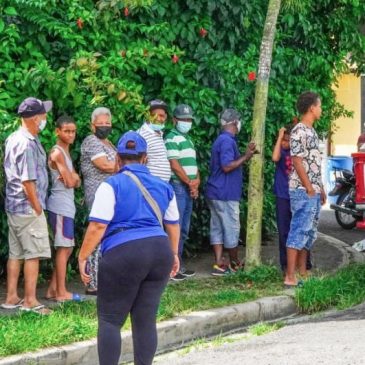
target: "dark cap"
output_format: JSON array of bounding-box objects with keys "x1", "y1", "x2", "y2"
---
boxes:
[
  {"x1": 149, "y1": 99, "x2": 168, "y2": 112},
  {"x1": 220, "y1": 108, "x2": 241, "y2": 125},
  {"x1": 173, "y1": 104, "x2": 194, "y2": 119},
  {"x1": 17, "y1": 97, "x2": 53, "y2": 118},
  {"x1": 117, "y1": 131, "x2": 147, "y2": 155}
]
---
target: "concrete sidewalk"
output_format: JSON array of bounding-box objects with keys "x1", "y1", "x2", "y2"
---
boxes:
[{"x1": 0, "y1": 230, "x2": 364, "y2": 364}]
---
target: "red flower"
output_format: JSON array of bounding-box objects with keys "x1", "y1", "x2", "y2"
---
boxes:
[
  {"x1": 76, "y1": 18, "x2": 84, "y2": 29},
  {"x1": 143, "y1": 49, "x2": 149, "y2": 57},
  {"x1": 124, "y1": 7, "x2": 129, "y2": 17},
  {"x1": 172, "y1": 54, "x2": 179, "y2": 64},
  {"x1": 120, "y1": 50, "x2": 126, "y2": 58},
  {"x1": 199, "y1": 28, "x2": 208, "y2": 38},
  {"x1": 248, "y1": 71, "x2": 256, "y2": 81}
]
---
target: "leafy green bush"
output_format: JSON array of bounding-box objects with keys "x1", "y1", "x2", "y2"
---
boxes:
[{"x1": 0, "y1": 0, "x2": 364, "y2": 267}]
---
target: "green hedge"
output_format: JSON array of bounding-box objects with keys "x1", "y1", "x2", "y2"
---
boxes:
[{"x1": 0, "y1": 0, "x2": 364, "y2": 267}]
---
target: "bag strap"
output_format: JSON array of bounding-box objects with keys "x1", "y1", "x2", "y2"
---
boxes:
[{"x1": 122, "y1": 170, "x2": 163, "y2": 228}]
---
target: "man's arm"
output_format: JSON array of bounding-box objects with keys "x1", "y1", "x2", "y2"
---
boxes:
[
  {"x1": 292, "y1": 156, "x2": 315, "y2": 196},
  {"x1": 169, "y1": 159, "x2": 191, "y2": 185},
  {"x1": 51, "y1": 149, "x2": 80, "y2": 188},
  {"x1": 222, "y1": 142, "x2": 256, "y2": 173},
  {"x1": 22, "y1": 181, "x2": 42, "y2": 215}
]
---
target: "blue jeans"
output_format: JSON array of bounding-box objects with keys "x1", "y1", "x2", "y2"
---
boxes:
[
  {"x1": 287, "y1": 189, "x2": 321, "y2": 251},
  {"x1": 170, "y1": 181, "x2": 193, "y2": 266},
  {"x1": 206, "y1": 199, "x2": 240, "y2": 249}
]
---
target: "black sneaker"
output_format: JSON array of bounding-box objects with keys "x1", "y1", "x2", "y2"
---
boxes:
[
  {"x1": 180, "y1": 268, "x2": 196, "y2": 277},
  {"x1": 170, "y1": 273, "x2": 187, "y2": 281}
]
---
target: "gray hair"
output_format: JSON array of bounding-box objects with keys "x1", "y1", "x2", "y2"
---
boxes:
[{"x1": 91, "y1": 107, "x2": 112, "y2": 124}]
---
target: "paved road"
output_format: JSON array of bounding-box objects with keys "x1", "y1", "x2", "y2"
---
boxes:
[
  {"x1": 154, "y1": 303, "x2": 365, "y2": 365},
  {"x1": 319, "y1": 205, "x2": 364, "y2": 245}
]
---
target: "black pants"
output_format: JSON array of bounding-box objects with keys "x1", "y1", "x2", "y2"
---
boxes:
[
  {"x1": 276, "y1": 197, "x2": 312, "y2": 271},
  {"x1": 97, "y1": 236, "x2": 173, "y2": 365}
]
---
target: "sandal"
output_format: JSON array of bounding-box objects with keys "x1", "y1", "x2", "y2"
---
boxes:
[
  {"x1": 20, "y1": 304, "x2": 52, "y2": 315},
  {"x1": 1, "y1": 299, "x2": 24, "y2": 309}
]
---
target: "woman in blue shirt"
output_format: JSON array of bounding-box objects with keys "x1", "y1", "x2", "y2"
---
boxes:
[{"x1": 78, "y1": 131, "x2": 180, "y2": 365}]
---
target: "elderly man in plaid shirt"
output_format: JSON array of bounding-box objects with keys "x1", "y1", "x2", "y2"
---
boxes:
[{"x1": 1, "y1": 97, "x2": 52, "y2": 315}]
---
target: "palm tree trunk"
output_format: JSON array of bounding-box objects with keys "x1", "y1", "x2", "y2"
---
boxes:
[{"x1": 245, "y1": 0, "x2": 282, "y2": 269}]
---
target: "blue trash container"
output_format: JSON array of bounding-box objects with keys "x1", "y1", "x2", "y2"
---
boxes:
[{"x1": 326, "y1": 156, "x2": 353, "y2": 204}]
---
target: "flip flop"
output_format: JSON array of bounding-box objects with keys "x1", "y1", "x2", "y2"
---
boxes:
[
  {"x1": 20, "y1": 304, "x2": 52, "y2": 315},
  {"x1": 284, "y1": 280, "x2": 304, "y2": 289},
  {"x1": 0, "y1": 299, "x2": 24, "y2": 309},
  {"x1": 56, "y1": 293, "x2": 84, "y2": 303},
  {"x1": 43, "y1": 296, "x2": 56, "y2": 301}
]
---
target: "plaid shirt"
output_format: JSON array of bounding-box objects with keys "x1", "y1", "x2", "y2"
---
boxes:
[{"x1": 4, "y1": 127, "x2": 48, "y2": 214}]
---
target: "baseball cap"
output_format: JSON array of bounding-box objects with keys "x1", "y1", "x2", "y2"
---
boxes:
[
  {"x1": 173, "y1": 104, "x2": 194, "y2": 119},
  {"x1": 17, "y1": 97, "x2": 53, "y2": 118},
  {"x1": 149, "y1": 99, "x2": 168, "y2": 112},
  {"x1": 220, "y1": 108, "x2": 241, "y2": 125},
  {"x1": 117, "y1": 131, "x2": 147, "y2": 155}
]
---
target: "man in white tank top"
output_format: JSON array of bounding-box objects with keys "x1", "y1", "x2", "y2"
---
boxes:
[{"x1": 45, "y1": 115, "x2": 82, "y2": 302}]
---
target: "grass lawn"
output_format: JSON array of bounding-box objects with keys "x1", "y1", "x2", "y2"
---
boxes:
[
  {"x1": 0, "y1": 265, "x2": 283, "y2": 357},
  {"x1": 3, "y1": 263, "x2": 365, "y2": 358}
]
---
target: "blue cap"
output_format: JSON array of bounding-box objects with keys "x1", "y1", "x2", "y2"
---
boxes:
[
  {"x1": 17, "y1": 97, "x2": 53, "y2": 118},
  {"x1": 117, "y1": 131, "x2": 147, "y2": 155}
]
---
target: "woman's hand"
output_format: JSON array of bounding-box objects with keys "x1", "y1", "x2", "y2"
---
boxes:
[
  {"x1": 170, "y1": 254, "x2": 180, "y2": 278},
  {"x1": 78, "y1": 258, "x2": 91, "y2": 285}
]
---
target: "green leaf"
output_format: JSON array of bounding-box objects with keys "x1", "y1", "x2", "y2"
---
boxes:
[{"x1": 4, "y1": 7, "x2": 17, "y2": 15}]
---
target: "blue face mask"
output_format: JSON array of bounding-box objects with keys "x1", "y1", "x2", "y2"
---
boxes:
[
  {"x1": 176, "y1": 121, "x2": 192, "y2": 134},
  {"x1": 150, "y1": 123, "x2": 165, "y2": 132}
]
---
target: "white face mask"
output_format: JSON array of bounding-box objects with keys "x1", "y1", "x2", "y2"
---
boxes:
[
  {"x1": 176, "y1": 121, "x2": 192, "y2": 134},
  {"x1": 38, "y1": 119, "x2": 47, "y2": 131}
]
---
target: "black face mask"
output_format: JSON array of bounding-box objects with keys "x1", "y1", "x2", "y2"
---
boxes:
[{"x1": 95, "y1": 126, "x2": 112, "y2": 139}]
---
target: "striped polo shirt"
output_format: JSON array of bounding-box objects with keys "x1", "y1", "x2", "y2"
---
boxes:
[
  {"x1": 164, "y1": 128, "x2": 198, "y2": 181},
  {"x1": 137, "y1": 122, "x2": 171, "y2": 182}
]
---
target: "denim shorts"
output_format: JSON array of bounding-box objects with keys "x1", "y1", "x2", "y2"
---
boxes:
[
  {"x1": 207, "y1": 199, "x2": 240, "y2": 249},
  {"x1": 287, "y1": 189, "x2": 321, "y2": 251}
]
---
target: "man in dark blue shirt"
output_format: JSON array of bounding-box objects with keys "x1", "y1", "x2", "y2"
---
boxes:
[{"x1": 205, "y1": 109, "x2": 256, "y2": 276}]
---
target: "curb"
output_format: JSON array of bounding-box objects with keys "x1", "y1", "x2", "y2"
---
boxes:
[
  {"x1": 0, "y1": 296, "x2": 296, "y2": 365},
  {"x1": 318, "y1": 232, "x2": 365, "y2": 266}
]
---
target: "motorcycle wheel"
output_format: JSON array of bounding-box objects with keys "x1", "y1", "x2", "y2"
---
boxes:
[{"x1": 334, "y1": 191, "x2": 357, "y2": 230}]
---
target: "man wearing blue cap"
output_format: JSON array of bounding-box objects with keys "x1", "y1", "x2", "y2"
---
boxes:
[
  {"x1": 1, "y1": 97, "x2": 52, "y2": 314},
  {"x1": 79, "y1": 131, "x2": 180, "y2": 365}
]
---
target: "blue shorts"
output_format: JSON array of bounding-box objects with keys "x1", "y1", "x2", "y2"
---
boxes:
[
  {"x1": 287, "y1": 189, "x2": 321, "y2": 251},
  {"x1": 207, "y1": 199, "x2": 240, "y2": 249},
  {"x1": 48, "y1": 211, "x2": 75, "y2": 248}
]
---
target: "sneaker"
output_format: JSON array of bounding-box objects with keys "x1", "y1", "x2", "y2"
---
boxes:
[
  {"x1": 180, "y1": 268, "x2": 196, "y2": 277},
  {"x1": 170, "y1": 273, "x2": 187, "y2": 281},
  {"x1": 211, "y1": 264, "x2": 230, "y2": 277}
]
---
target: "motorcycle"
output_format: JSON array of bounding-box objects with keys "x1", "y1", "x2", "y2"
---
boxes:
[{"x1": 329, "y1": 168, "x2": 362, "y2": 229}]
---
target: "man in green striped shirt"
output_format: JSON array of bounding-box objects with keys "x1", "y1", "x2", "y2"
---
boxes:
[{"x1": 165, "y1": 104, "x2": 200, "y2": 281}]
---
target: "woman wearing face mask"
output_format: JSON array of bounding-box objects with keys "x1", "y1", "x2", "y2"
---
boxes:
[{"x1": 80, "y1": 107, "x2": 117, "y2": 295}]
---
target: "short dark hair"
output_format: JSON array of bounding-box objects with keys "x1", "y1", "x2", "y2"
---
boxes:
[
  {"x1": 296, "y1": 92, "x2": 320, "y2": 115},
  {"x1": 56, "y1": 115, "x2": 75, "y2": 129},
  {"x1": 284, "y1": 123, "x2": 294, "y2": 135},
  {"x1": 118, "y1": 141, "x2": 145, "y2": 162}
]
